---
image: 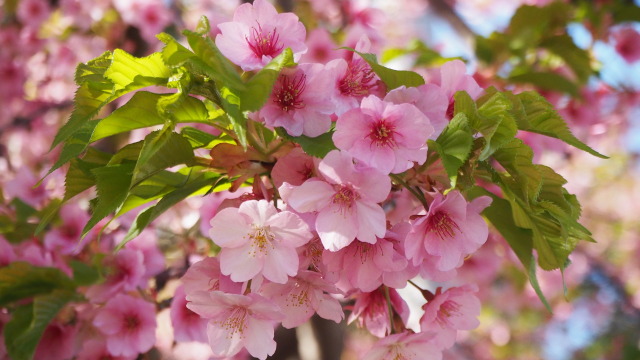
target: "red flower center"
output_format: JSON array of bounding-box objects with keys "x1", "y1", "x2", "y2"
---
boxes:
[
  {"x1": 332, "y1": 185, "x2": 360, "y2": 214},
  {"x1": 338, "y1": 59, "x2": 375, "y2": 97},
  {"x1": 273, "y1": 74, "x2": 306, "y2": 112},
  {"x1": 124, "y1": 314, "x2": 140, "y2": 330},
  {"x1": 246, "y1": 23, "x2": 283, "y2": 59},
  {"x1": 427, "y1": 211, "x2": 460, "y2": 240},
  {"x1": 368, "y1": 119, "x2": 397, "y2": 148}
]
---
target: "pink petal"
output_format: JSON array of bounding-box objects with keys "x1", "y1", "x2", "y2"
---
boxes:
[
  {"x1": 219, "y1": 245, "x2": 264, "y2": 282},
  {"x1": 355, "y1": 201, "x2": 386, "y2": 244},
  {"x1": 263, "y1": 246, "x2": 299, "y2": 283},
  {"x1": 209, "y1": 207, "x2": 251, "y2": 248},
  {"x1": 243, "y1": 318, "x2": 277, "y2": 360},
  {"x1": 238, "y1": 200, "x2": 278, "y2": 227},
  {"x1": 287, "y1": 179, "x2": 334, "y2": 213},
  {"x1": 316, "y1": 205, "x2": 358, "y2": 251}
]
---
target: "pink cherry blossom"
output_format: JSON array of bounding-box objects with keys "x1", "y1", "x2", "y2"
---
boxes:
[
  {"x1": 186, "y1": 291, "x2": 284, "y2": 360},
  {"x1": 93, "y1": 294, "x2": 157, "y2": 358},
  {"x1": 258, "y1": 63, "x2": 335, "y2": 137},
  {"x1": 286, "y1": 150, "x2": 391, "y2": 251},
  {"x1": 209, "y1": 199, "x2": 312, "y2": 283},
  {"x1": 43, "y1": 204, "x2": 89, "y2": 255},
  {"x1": 124, "y1": 229, "x2": 165, "y2": 281},
  {"x1": 430, "y1": 59, "x2": 483, "y2": 118},
  {"x1": 420, "y1": 284, "x2": 481, "y2": 349},
  {"x1": 17, "y1": 0, "x2": 51, "y2": 28},
  {"x1": 405, "y1": 191, "x2": 491, "y2": 272},
  {"x1": 216, "y1": 0, "x2": 307, "y2": 71},
  {"x1": 325, "y1": 36, "x2": 380, "y2": 115},
  {"x1": 363, "y1": 331, "x2": 443, "y2": 360},
  {"x1": 171, "y1": 286, "x2": 208, "y2": 343},
  {"x1": 76, "y1": 339, "x2": 134, "y2": 360},
  {"x1": 0, "y1": 236, "x2": 16, "y2": 266},
  {"x1": 33, "y1": 322, "x2": 77, "y2": 360},
  {"x1": 612, "y1": 27, "x2": 640, "y2": 64},
  {"x1": 348, "y1": 288, "x2": 410, "y2": 338},
  {"x1": 333, "y1": 95, "x2": 434, "y2": 174},
  {"x1": 322, "y1": 228, "x2": 408, "y2": 292},
  {"x1": 300, "y1": 28, "x2": 341, "y2": 64},
  {"x1": 181, "y1": 256, "x2": 243, "y2": 296},
  {"x1": 271, "y1": 147, "x2": 318, "y2": 188},
  {"x1": 85, "y1": 248, "x2": 145, "y2": 302},
  {"x1": 3, "y1": 168, "x2": 49, "y2": 208},
  {"x1": 260, "y1": 270, "x2": 344, "y2": 328},
  {"x1": 384, "y1": 84, "x2": 449, "y2": 139}
]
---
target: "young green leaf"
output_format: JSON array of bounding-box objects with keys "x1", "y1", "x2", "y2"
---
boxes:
[
  {"x1": 239, "y1": 48, "x2": 296, "y2": 112},
  {"x1": 275, "y1": 128, "x2": 337, "y2": 158},
  {"x1": 429, "y1": 113, "x2": 474, "y2": 190},
  {"x1": 131, "y1": 130, "x2": 195, "y2": 188},
  {"x1": 0, "y1": 262, "x2": 76, "y2": 307}
]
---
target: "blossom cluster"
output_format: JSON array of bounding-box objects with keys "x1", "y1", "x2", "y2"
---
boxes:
[{"x1": 2, "y1": 0, "x2": 638, "y2": 359}]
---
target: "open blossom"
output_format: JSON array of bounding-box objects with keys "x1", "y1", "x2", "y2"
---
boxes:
[
  {"x1": 384, "y1": 84, "x2": 449, "y2": 139},
  {"x1": 612, "y1": 27, "x2": 640, "y2": 63},
  {"x1": 333, "y1": 95, "x2": 434, "y2": 174},
  {"x1": 259, "y1": 63, "x2": 334, "y2": 137},
  {"x1": 216, "y1": 0, "x2": 307, "y2": 71},
  {"x1": 271, "y1": 147, "x2": 318, "y2": 188},
  {"x1": 186, "y1": 291, "x2": 283, "y2": 360},
  {"x1": 286, "y1": 150, "x2": 391, "y2": 251},
  {"x1": 322, "y1": 227, "x2": 409, "y2": 292},
  {"x1": 405, "y1": 191, "x2": 492, "y2": 272},
  {"x1": 209, "y1": 199, "x2": 312, "y2": 283},
  {"x1": 260, "y1": 270, "x2": 344, "y2": 328},
  {"x1": 430, "y1": 59, "x2": 483, "y2": 118},
  {"x1": 85, "y1": 248, "x2": 145, "y2": 302},
  {"x1": 363, "y1": 331, "x2": 443, "y2": 360},
  {"x1": 181, "y1": 256, "x2": 243, "y2": 296},
  {"x1": 43, "y1": 204, "x2": 89, "y2": 255},
  {"x1": 348, "y1": 287, "x2": 410, "y2": 338},
  {"x1": 93, "y1": 294, "x2": 157, "y2": 358},
  {"x1": 170, "y1": 286, "x2": 208, "y2": 343},
  {"x1": 420, "y1": 285, "x2": 481, "y2": 349}
]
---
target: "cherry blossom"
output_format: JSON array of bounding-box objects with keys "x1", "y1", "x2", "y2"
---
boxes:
[
  {"x1": 170, "y1": 286, "x2": 208, "y2": 343},
  {"x1": 348, "y1": 287, "x2": 410, "y2": 338},
  {"x1": 405, "y1": 191, "x2": 492, "y2": 272},
  {"x1": 93, "y1": 294, "x2": 157, "y2": 358},
  {"x1": 420, "y1": 285, "x2": 481, "y2": 349},
  {"x1": 384, "y1": 84, "x2": 449, "y2": 139},
  {"x1": 286, "y1": 150, "x2": 391, "y2": 251},
  {"x1": 260, "y1": 270, "x2": 344, "y2": 328},
  {"x1": 43, "y1": 204, "x2": 89, "y2": 255},
  {"x1": 209, "y1": 199, "x2": 312, "y2": 283},
  {"x1": 333, "y1": 95, "x2": 434, "y2": 174},
  {"x1": 363, "y1": 331, "x2": 443, "y2": 360},
  {"x1": 216, "y1": 0, "x2": 307, "y2": 71},
  {"x1": 181, "y1": 256, "x2": 243, "y2": 296},
  {"x1": 186, "y1": 291, "x2": 284, "y2": 360},
  {"x1": 612, "y1": 27, "x2": 640, "y2": 64},
  {"x1": 259, "y1": 63, "x2": 335, "y2": 137}
]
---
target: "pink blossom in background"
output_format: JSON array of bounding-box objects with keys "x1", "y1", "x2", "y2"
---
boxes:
[
  {"x1": 216, "y1": 0, "x2": 307, "y2": 71},
  {"x1": 384, "y1": 84, "x2": 449, "y2": 139},
  {"x1": 3, "y1": 168, "x2": 49, "y2": 208},
  {"x1": 363, "y1": 331, "x2": 443, "y2": 360},
  {"x1": 612, "y1": 27, "x2": 640, "y2": 64},
  {"x1": 124, "y1": 229, "x2": 165, "y2": 281},
  {"x1": 16, "y1": 0, "x2": 51, "y2": 28},
  {"x1": 209, "y1": 199, "x2": 312, "y2": 283},
  {"x1": 259, "y1": 63, "x2": 335, "y2": 137},
  {"x1": 43, "y1": 204, "x2": 90, "y2": 255},
  {"x1": 300, "y1": 28, "x2": 341, "y2": 64},
  {"x1": 286, "y1": 150, "x2": 391, "y2": 251},
  {"x1": 186, "y1": 291, "x2": 283, "y2": 360},
  {"x1": 33, "y1": 322, "x2": 78, "y2": 360},
  {"x1": 420, "y1": 285, "x2": 481, "y2": 349},
  {"x1": 170, "y1": 286, "x2": 208, "y2": 343},
  {"x1": 113, "y1": 0, "x2": 172, "y2": 42},
  {"x1": 0, "y1": 237, "x2": 16, "y2": 266},
  {"x1": 181, "y1": 256, "x2": 243, "y2": 296},
  {"x1": 405, "y1": 191, "x2": 491, "y2": 272},
  {"x1": 333, "y1": 95, "x2": 434, "y2": 174},
  {"x1": 349, "y1": 288, "x2": 410, "y2": 338},
  {"x1": 76, "y1": 339, "x2": 134, "y2": 360},
  {"x1": 93, "y1": 294, "x2": 157, "y2": 358},
  {"x1": 85, "y1": 248, "x2": 145, "y2": 302},
  {"x1": 260, "y1": 270, "x2": 344, "y2": 328}
]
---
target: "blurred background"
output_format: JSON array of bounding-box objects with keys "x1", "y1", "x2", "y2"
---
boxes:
[{"x1": 1, "y1": 0, "x2": 640, "y2": 359}]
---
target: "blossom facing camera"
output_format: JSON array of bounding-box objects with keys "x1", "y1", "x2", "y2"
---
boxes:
[{"x1": 216, "y1": 0, "x2": 307, "y2": 71}]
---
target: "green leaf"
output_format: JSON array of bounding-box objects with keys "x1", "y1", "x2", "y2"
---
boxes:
[
  {"x1": 119, "y1": 174, "x2": 222, "y2": 247},
  {"x1": 508, "y1": 71, "x2": 579, "y2": 96},
  {"x1": 491, "y1": 139, "x2": 542, "y2": 204},
  {"x1": 0, "y1": 262, "x2": 75, "y2": 307},
  {"x1": 239, "y1": 48, "x2": 295, "y2": 112},
  {"x1": 467, "y1": 186, "x2": 552, "y2": 312},
  {"x1": 276, "y1": 128, "x2": 337, "y2": 158},
  {"x1": 51, "y1": 50, "x2": 171, "y2": 152},
  {"x1": 4, "y1": 289, "x2": 78, "y2": 360},
  {"x1": 540, "y1": 34, "x2": 592, "y2": 83},
  {"x1": 82, "y1": 163, "x2": 135, "y2": 236},
  {"x1": 475, "y1": 91, "x2": 519, "y2": 160},
  {"x1": 514, "y1": 91, "x2": 607, "y2": 158},
  {"x1": 220, "y1": 86, "x2": 248, "y2": 149},
  {"x1": 69, "y1": 260, "x2": 101, "y2": 286},
  {"x1": 343, "y1": 48, "x2": 425, "y2": 90},
  {"x1": 131, "y1": 130, "x2": 195, "y2": 188},
  {"x1": 429, "y1": 113, "x2": 474, "y2": 189},
  {"x1": 181, "y1": 127, "x2": 219, "y2": 148},
  {"x1": 91, "y1": 92, "x2": 212, "y2": 142}
]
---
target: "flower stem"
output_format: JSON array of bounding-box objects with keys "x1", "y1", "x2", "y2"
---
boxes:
[
  {"x1": 390, "y1": 174, "x2": 429, "y2": 210},
  {"x1": 383, "y1": 286, "x2": 396, "y2": 335}
]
